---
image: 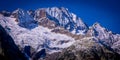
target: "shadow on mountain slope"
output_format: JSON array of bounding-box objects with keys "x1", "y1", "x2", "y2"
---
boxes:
[{"x1": 0, "y1": 25, "x2": 28, "y2": 60}]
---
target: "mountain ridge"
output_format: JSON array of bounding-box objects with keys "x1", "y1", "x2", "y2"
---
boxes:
[{"x1": 0, "y1": 7, "x2": 120, "y2": 60}]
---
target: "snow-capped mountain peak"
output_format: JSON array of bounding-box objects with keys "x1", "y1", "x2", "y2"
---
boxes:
[
  {"x1": 86, "y1": 22, "x2": 120, "y2": 47},
  {"x1": 0, "y1": 7, "x2": 120, "y2": 60},
  {"x1": 35, "y1": 7, "x2": 88, "y2": 34},
  {"x1": 11, "y1": 8, "x2": 37, "y2": 29},
  {"x1": 87, "y1": 22, "x2": 109, "y2": 40},
  {"x1": 92, "y1": 22, "x2": 103, "y2": 29}
]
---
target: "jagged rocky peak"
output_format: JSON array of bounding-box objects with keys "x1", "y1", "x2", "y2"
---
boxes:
[
  {"x1": 92, "y1": 22, "x2": 104, "y2": 30},
  {"x1": 34, "y1": 8, "x2": 47, "y2": 20},
  {"x1": 11, "y1": 8, "x2": 24, "y2": 18},
  {"x1": 11, "y1": 8, "x2": 37, "y2": 29},
  {"x1": 0, "y1": 7, "x2": 120, "y2": 60},
  {"x1": 0, "y1": 7, "x2": 88, "y2": 34},
  {"x1": 92, "y1": 23, "x2": 115, "y2": 45},
  {"x1": 92, "y1": 22, "x2": 110, "y2": 33},
  {"x1": 46, "y1": 7, "x2": 70, "y2": 18},
  {"x1": 92, "y1": 22, "x2": 119, "y2": 38},
  {"x1": 92, "y1": 22, "x2": 110, "y2": 38},
  {"x1": 11, "y1": 8, "x2": 34, "y2": 19},
  {"x1": 86, "y1": 22, "x2": 120, "y2": 47},
  {"x1": 34, "y1": 7, "x2": 69, "y2": 20},
  {"x1": 13, "y1": 8, "x2": 24, "y2": 14},
  {"x1": 27, "y1": 10, "x2": 35, "y2": 16},
  {"x1": 86, "y1": 22, "x2": 102, "y2": 37},
  {"x1": 34, "y1": 7, "x2": 88, "y2": 34}
]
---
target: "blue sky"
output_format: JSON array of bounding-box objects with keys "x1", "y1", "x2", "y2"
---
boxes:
[{"x1": 0, "y1": 0, "x2": 120, "y2": 34}]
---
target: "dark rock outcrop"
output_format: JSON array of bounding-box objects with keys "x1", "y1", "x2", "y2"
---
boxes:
[
  {"x1": 0, "y1": 25, "x2": 28, "y2": 60},
  {"x1": 32, "y1": 49, "x2": 46, "y2": 60}
]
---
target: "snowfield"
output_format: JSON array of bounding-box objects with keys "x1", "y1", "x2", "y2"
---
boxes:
[{"x1": 0, "y1": 15, "x2": 75, "y2": 54}]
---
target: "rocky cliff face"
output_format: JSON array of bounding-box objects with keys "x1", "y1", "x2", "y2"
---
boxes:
[
  {"x1": 0, "y1": 25, "x2": 28, "y2": 60},
  {"x1": 57, "y1": 37, "x2": 120, "y2": 60},
  {"x1": 0, "y1": 7, "x2": 120, "y2": 60}
]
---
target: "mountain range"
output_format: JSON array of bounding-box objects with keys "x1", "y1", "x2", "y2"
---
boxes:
[{"x1": 0, "y1": 7, "x2": 120, "y2": 60}]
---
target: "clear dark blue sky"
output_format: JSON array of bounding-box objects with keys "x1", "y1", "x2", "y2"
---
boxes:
[{"x1": 0, "y1": 0, "x2": 120, "y2": 34}]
